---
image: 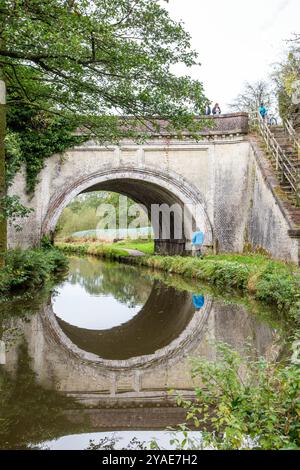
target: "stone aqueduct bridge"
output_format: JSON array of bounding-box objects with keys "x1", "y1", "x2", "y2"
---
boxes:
[{"x1": 8, "y1": 113, "x2": 300, "y2": 264}]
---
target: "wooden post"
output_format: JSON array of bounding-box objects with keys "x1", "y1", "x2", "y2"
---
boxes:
[{"x1": 0, "y1": 79, "x2": 7, "y2": 266}]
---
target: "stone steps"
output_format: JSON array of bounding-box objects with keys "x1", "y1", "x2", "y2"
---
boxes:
[
  {"x1": 259, "y1": 125, "x2": 300, "y2": 223},
  {"x1": 269, "y1": 126, "x2": 300, "y2": 189}
]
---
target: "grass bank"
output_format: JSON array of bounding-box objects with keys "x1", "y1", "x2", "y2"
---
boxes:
[
  {"x1": 0, "y1": 248, "x2": 68, "y2": 298},
  {"x1": 57, "y1": 241, "x2": 300, "y2": 329},
  {"x1": 56, "y1": 238, "x2": 154, "y2": 257},
  {"x1": 112, "y1": 239, "x2": 154, "y2": 254}
]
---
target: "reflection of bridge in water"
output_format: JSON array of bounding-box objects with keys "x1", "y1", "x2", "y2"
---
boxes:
[{"x1": 3, "y1": 288, "x2": 277, "y2": 409}]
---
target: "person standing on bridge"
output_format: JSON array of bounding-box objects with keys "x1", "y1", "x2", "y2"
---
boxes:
[
  {"x1": 192, "y1": 229, "x2": 205, "y2": 257},
  {"x1": 212, "y1": 103, "x2": 221, "y2": 115},
  {"x1": 259, "y1": 102, "x2": 267, "y2": 120},
  {"x1": 205, "y1": 103, "x2": 212, "y2": 115}
]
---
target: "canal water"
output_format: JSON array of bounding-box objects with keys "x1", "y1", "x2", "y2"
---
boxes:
[{"x1": 0, "y1": 256, "x2": 283, "y2": 449}]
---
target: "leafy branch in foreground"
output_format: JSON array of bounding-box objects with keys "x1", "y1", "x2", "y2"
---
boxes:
[
  {"x1": 6, "y1": 107, "x2": 87, "y2": 192},
  {"x1": 175, "y1": 343, "x2": 300, "y2": 450}
]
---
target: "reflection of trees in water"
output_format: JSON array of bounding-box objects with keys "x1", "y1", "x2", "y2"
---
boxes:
[
  {"x1": 0, "y1": 289, "x2": 53, "y2": 352},
  {"x1": 0, "y1": 341, "x2": 82, "y2": 449},
  {"x1": 65, "y1": 256, "x2": 153, "y2": 308}
]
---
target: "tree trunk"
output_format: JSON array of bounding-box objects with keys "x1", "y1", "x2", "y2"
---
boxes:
[{"x1": 0, "y1": 79, "x2": 7, "y2": 267}]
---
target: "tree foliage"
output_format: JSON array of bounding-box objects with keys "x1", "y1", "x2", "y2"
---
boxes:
[
  {"x1": 1, "y1": 0, "x2": 207, "y2": 138},
  {"x1": 56, "y1": 191, "x2": 143, "y2": 236},
  {"x1": 273, "y1": 34, "x2": 300, "y2": 123},
  {"x1": 0, "y1": 194, "x2": 33, "y2": 230},
  {"x1": 230, "y1": 81, "x2": 274, "y2": 115}
]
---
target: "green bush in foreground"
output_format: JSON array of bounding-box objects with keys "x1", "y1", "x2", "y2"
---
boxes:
[
  {"x1": 0, "y1": 248, "x2": 68, "y2": 296},
  {"x1": 174, "y1": 343, "x2": 300, "y2": 450}
]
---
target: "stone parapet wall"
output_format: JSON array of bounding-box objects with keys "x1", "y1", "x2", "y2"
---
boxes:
[
  {"x1": 173, "y1": 112, "x2": 249, "y2": 137},
  {"x1": 199, "y1": 112, "x2": 249, "y2": 136},
  {"x1": 75, "y1": 112, "x2": 249, "y2": 138}
]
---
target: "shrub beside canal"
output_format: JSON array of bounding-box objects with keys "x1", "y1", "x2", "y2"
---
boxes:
[
  {"x1": 0, "y1": 248, "x2": 68, "y2": 297},
  {"x1": 175, "y1": 343, "x2": 300, "y2": 450}
]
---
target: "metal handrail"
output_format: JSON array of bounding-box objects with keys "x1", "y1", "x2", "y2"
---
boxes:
[
  {"x1": 256, "y1": 113, "x2": 300, "y2": 198},
  {"x1": 284, "y1": 119, "x2": 300, "y2": 154}
]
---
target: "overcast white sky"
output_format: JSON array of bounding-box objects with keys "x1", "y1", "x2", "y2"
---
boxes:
[{"x1": 165, "y1": 0, "x2": 300, "y2": 111}]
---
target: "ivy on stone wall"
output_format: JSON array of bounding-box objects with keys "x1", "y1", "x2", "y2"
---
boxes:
[{"x1": 6, "y1": 103, "x2": 88, "y2": 193}]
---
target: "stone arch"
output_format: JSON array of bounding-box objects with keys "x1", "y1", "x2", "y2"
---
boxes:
[{"x1": 42, "y1": 165, "x2": 213, "y2": 254}]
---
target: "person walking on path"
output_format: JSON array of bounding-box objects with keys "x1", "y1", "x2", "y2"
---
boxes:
[
  {"x1": 192, "y1": 294, "x2": 205, "y2": 310},
  {"x1": 212, "y1": 103, "x2": 221, "y2": 115},
  {"x1": 192, "y1": 230, "x2": 205, "y2": 257}
]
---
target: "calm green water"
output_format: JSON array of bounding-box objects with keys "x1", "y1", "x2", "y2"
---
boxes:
[{"x1": 0, "y1": 256, "x2": 283, "y2": 449}]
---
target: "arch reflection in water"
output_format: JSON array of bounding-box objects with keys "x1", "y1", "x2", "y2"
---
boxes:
[{"x1": 52, "y1": 256, "x2": 204, "y2": 360}]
